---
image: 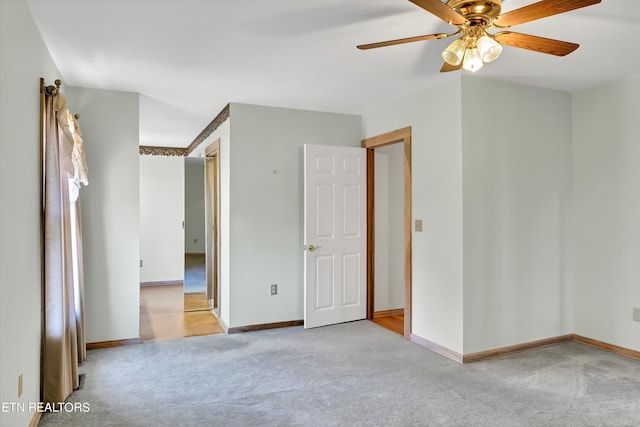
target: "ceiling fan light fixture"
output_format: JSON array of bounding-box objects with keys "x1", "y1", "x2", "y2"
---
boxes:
[
  {"x1": 357, "y1": 0, "x2": 600, "y2": 73},
  {"x1": 462, "y1": 47, "x2": 483, "y2": 72},
  {"x1": 476, "y1": 35, "x2": 502, "y2": 63},
  {"x1": 442, "y1": 39, "x2": 467, "y2": 66}
]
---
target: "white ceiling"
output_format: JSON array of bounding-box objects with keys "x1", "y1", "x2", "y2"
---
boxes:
[{"x1": 26, "y1": 0, "x2": 640, "y2": 148}]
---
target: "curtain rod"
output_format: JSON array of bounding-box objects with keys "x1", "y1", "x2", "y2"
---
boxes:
[
  {"x1": 41, "y1": 78, "x2": 80, "y2": 120},
  {"x1": 44, "y1": 79, "x2": 62, "y2": 97}
]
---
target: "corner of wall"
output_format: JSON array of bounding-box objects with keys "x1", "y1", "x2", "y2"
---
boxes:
[
  {"x1": 570, "y1": 77, "x2": 640, "y2": 351},
  {"x1": 460, "y1": 79, "x2": 574, "y2": 353}
]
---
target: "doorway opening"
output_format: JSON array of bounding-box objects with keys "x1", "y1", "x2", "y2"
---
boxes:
[
  {"x1": 362, "y1": 127, "x2": 412, "y2": 338},
  {"x1": 184, "y1": 157, "x2": 208, "y2": 311}
]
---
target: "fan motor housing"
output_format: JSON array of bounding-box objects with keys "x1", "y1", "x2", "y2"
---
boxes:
[{"x1": 447, "y1": 0, "x2": 502, "y2": 25}]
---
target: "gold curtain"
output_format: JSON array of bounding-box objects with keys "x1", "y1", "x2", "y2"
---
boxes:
[{"x1": 41, "y1": 81, "x2": 88, "y2": 403}]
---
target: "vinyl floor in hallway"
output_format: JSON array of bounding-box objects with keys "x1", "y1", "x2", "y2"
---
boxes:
[
  {"x1": 371, "y1": 314, "x2": 404, "y2": 336},
  {"x1": 139, "y1": 284, "x2": 224, "y2": 341}
]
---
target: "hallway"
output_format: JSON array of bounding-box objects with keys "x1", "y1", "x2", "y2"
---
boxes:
[
  {"x1": 184, "y1": 253, "x2": 209, "y2": 311},
  {"x1": 140, "y1": 284, "x2": 223, "y2": 341}
]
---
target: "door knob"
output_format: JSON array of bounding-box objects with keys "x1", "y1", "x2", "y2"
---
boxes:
[{"x1": 307, "y1": 244, "x2": 321, "y2": 251}]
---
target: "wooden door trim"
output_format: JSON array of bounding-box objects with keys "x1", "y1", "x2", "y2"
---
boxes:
[
  {"x1": 204, "y1": 139, "x2": 221, "y2": 317},
  {"x1": 362, "y1": 126, "x2": 412, "y2": 339}
]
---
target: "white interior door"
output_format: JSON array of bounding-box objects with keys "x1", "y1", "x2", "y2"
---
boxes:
[{"x1": 304, "y1": 144, "x2": 366, "y2": 328}]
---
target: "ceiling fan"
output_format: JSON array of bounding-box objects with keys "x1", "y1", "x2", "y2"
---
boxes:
[{"x1": 357, "y1": 0, "x2": 602, "y2": 72}]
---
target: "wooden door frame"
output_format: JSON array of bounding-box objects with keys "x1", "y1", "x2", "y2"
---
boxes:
[
  {"x1": 362, "y1": 127, "x2": 412, "y2": 339},
  {"x1": 205, "y1": 139, "x2": 221, "y2": 317}
]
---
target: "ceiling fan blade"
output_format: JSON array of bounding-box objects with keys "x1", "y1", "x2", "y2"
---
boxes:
[
  {"x1": 494, "y1": 0, "x2": 601, "y2": 27},
  {"x1": 357, "y1": 33, "x2": 449, "y2": 50},
  {"x1": 440, "y1": 61, "x2": 463, "y2": 73},
  {"x1": 494, "y1": 32, "x2": 579, "y2": 56},
  {"x1": 408, "y1": 0, "x2": 467, "y2": 26}
]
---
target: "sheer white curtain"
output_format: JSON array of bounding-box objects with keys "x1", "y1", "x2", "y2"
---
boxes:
[{"x1": 41, "y1": 83, "x2": 88, "y2": 403}]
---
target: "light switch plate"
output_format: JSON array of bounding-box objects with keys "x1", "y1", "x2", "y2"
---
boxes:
[
  {"x1": 633, "y1": 307, "x2": 640, "y2": 322},
  {"x1": 415, "y1": 219, "x2": 423, "y2": 232}
]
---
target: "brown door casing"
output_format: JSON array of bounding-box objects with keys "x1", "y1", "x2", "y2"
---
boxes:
[
  {"x1": 205, "y1": 139, "x2": 221, "y2": 316},
  {"x1": 362, "y1": 127, "x2": 412, "y2": 338}
]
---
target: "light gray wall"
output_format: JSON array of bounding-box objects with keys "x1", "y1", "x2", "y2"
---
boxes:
[
  {"x1": 364, "y1": 74, "x2": 638, "y2": 356},
  {"x1": 364, "y1": 78, "x2": 465, "y2": 353},
  {"x1": 461, "y1": 77, "x2": 573, "y2": 353},
  {"x1": 572, "y1": 76, "x2": 640, "y2": 351},
  {"x1": 184, "y1": 159, "x2": 206, "y2": 254},
  {"x1": 374, "y1": 144, "x2": 405, "y2": 312},
  {"x1": 139, "y1": 155, "x2": 184, "y2": 282},
  {"x1": 65, "y1": 86, "x2": 141, "y2": 343},
  {"x1": 0, "y1": 0, "x2": 60, "y2": 424},
  {"x1": 227, "y1": 103, "x2": 362, "y2": 328}
]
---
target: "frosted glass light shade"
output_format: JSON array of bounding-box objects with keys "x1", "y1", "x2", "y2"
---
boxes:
[
  {"x1": 441, "y1": 39, "x2": 467, "y2": 66},
  {"x1": 462, "y1": 48, "x2": 483, "y2": 72},
  {"x1": 477, "y1": 35, "x2": 502, "y2": 63}
]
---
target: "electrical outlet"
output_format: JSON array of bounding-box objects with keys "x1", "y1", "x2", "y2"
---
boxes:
[
  {"x1": 194, "y1": 238, "x2": 198, "y2": 244},
  {"x1": 270, "y1": 284, "x2": 278, "y2": 295},
  {"x1": 140, "y1": 260, "x2": 143, "y2": 267},
  {"x1": 18, "y1": 374, "x2": 23, "y2": 398},
  {"x1": 633, "y1": 307, "x2": 640, "y2": 322}
]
